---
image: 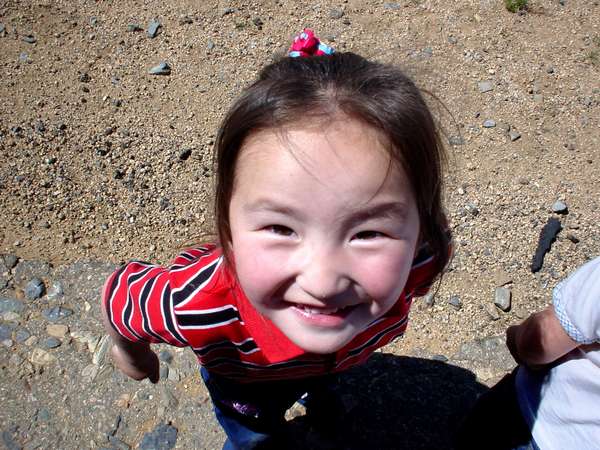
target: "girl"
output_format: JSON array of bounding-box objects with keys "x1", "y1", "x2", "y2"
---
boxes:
[{"x1": 102, "y1": 29, "x2": 452, "y2": 450}]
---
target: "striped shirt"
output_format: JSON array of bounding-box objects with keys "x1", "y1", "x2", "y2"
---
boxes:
[{"x1": 104, "y1": 243, "x2": 440, "y2": 382}]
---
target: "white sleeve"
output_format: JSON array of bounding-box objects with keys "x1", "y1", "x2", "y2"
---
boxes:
[{"x1": 552, "y1": 257, "x2": 600, "y2": 344}]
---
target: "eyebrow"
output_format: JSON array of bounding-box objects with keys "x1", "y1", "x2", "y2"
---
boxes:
[{"x1": 244, "y1": 199, "x2": 409, "y2": 225}]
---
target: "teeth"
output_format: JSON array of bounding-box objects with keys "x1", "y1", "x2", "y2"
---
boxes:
[{"x1": 297, "y1": 305, "x2": 340, "y2": 315}]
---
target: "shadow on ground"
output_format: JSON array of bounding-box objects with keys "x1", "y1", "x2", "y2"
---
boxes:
[{"x1": 288, "y1": 353, "x2": 487, "y2": 450}]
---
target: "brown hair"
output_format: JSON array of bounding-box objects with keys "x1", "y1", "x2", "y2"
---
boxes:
[{"x1": 214, "y1": 52, "x2": 451, "y2": 278}]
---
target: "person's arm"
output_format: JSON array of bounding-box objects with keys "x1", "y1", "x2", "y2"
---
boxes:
[
  {"x1": 101, "y1": 277, "x2": 159, "y2": 383},
  {"x1": 506, "y1": 305, "x2": 579, "y2": 369}
]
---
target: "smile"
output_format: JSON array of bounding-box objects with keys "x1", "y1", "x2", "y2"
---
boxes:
[{"x1": 291, "y1": 303, "x2": 358, "y2": 319}]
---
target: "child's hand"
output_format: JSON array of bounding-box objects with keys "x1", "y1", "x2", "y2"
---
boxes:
[{"x1": 110, "y1": 343, "x2": 160, "y2": 383}]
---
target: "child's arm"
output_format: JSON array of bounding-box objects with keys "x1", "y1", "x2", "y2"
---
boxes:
[
  {"x1": 506, "y1": 305, "x2": 579, "y2": 369},
  {"x1": 101, "y1": 276, "x2": 159, "y2": 383}
]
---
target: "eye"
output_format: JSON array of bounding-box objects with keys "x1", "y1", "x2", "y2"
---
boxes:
[
  {"x1": 353, "y1": 230, "x2": 386, "y2": 240},
  {"x1": 265, "y1": 225, "x2": 295, "y2": 237}
]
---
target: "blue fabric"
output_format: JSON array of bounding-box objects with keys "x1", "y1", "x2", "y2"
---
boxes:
[{"x1": 200, "y1": 367, "x2": 338, "y2": 450}]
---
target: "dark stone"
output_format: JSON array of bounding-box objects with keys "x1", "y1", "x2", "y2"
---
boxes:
[
  {"x1": 0, "y1": 298, "x2": 25, "y2": 313},
  {"x1": 24, "y1": 278, "x2": 45, "y2": 300},
  {"x1": 448, "y1": 136, "x2": 464, "y2": 146},
  {"x1": 22, "y1": 34, "x2": 36, "y2": 44},
  {"x1": 531, "y1": 217, "x2": 562, "y2": 273},
  {"x1": 139, "y1": 423, "x2": 178, "y2": 450},
  {"x1": 15, "y1": 329, "x2": 30, "y2": 343},
  {"x1": 448, "y1": 295, "x2": 462, "y2": 310},
  {"x1": 178, "y1": 149, "x2": 192, "y2": 161},
  {"x1": 1, "y1": 430, "x2": 21, "y2": 450},
  {"x1": 43, "y1": 337, "x2": 61, "y2": 349},
  {"x1": 158, "y1": 349, "x2": 173, "y2": 363},
  {"x1": 127, "y1": 24, "x2": 142, "y2": 32},
  {"x1": 108, "y1": 436, "x2": 131, "y2": 450},
  {"x1": 2, "y1": 254, "x2": 18, "y2": 269},
  {"x1": 42, "y1": 306, "x2": 74, "y2": 322},
  {"x1": 147, "y1": 19, "x2": 161, "y2": 38},
  {"x1": 330, "y1": 8, "x2": 344, "y2": 19},
  {"x1": 79, "y1": 72, "x2": 91, "y2": 83},
  {"x1": 0, "y1": 323, "x2": 15, "y2": 340},
  {"x1": 252, "y1": 17, "x2": 263, "y2": 28},
  {"x1": 149, "y1": 62, "x2": 171, "y2": 75}
]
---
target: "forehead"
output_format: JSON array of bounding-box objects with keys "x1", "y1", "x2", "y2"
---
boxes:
[{"x1": 233, "y1": 117, "x2": 414, "y2": 207}]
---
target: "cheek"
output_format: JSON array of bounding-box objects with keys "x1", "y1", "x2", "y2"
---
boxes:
[
  {"x1": 231, "y1": 235, "x2": 284, "y2": 306},
  {"x1": 360, "y1": 248, "x2": 415, "y2": 304}
]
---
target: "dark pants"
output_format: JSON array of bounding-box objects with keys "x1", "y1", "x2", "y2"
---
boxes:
[
  {"x1": 454, "y1": 369, "x2": 538, "y2": 450},
  {"x1": 200, "y1": 368, "x2": 340, "y2": 450}
]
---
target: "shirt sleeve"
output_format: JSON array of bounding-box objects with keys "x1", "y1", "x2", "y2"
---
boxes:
[
  {"x1": 552, "y1": 257, "x2": 600, "y2": 344},
  {"x1": 103, "y1": 260, "x2": 189, "y2": 347}
]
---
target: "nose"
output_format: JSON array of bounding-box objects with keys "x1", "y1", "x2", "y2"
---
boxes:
[{"x1": 296, "y1": 245, "x2": 352, "y2": 301}]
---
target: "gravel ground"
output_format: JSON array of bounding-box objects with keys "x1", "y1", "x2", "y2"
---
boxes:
[{"x1": 1, "y1": 0, "x2": 599, "y2": 448}]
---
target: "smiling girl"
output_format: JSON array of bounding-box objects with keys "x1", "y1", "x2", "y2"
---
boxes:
[{"x1": 102, "y1": 30, "x2": 452, "y2": 450}]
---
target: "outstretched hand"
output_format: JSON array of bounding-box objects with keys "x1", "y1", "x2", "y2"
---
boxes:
[{"x1": 110, "y1": 343, "x2": 160, "y2": 383}]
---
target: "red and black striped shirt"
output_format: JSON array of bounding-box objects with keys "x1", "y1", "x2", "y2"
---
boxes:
[{"x1": 104, "y1": 243, "x2": 440, "y2": 382}]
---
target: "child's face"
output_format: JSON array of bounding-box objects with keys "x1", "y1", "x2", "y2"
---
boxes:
[{"x1": 229, "y1": 116, "x2": 420, "y2": 354}]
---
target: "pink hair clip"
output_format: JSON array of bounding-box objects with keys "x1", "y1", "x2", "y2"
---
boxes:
[{"x1": 288, "y1": 28, "x2": 335, "y2": 57}]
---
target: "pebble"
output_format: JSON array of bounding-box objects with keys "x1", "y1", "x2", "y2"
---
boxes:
[
  {"x1": 37, "y1": 408, "x2": 51, "y2": 422},
  {"x1": 0, "y1": 23, "x2": 5, "y2": 34},
  {"x1": 448, "y1": 36, "x2": 458, "y2": 44},
  {"x1": 0, "y1": 298, "x2": 25, "y2": 313},
  {"x1": 0, "y1": 323, "x2": 15, "y2": 340},
  {"x1": 483, "y1": 119, "x2": 496, "y2": 128},
  {"x1": 1, "y1": 430, "x2": 20, "y2": 450},
  {"x1": 2, "y1": 254, "x2": 18, "y2": 269},
  {"x1": 42, "y1": 306, "x2": 73, "y2": 322},
  {"x1": 485, "y1": 303, "x2": 500, "y2": 320},
  {"x1": 207, "y1": 40, "x2": 215, "y2": 51},
  {"x1": 47, "y1": 324, "x2": 69, "y2": 338},
  {"x1": 15, "y1": 329, "x2": 31, "y2": 343},
  {"x1": 139, "y1": 423, "x2": 178, "y2": 450},
  {"x1": 448, "y1": 295, "x2": 462, "y2": 310},
  {"x1": 22, "y1": 34, "x2": 36, "y2": 44},
  {"x1": 149, "y1": 62, "x2": 171, "y2": 76},
  {"x1": 43, "y1": 337, "x2": 62, "y2": 349},
  {"x1": 127, "y1": 23, "x2": 142, "y2": 32},
  {"x1": 566, "y1": 233, "x2": 579, "y2": 244},
  {"x1": 160, "y1": 365, "x2": 169, "y2": 380},
  {"x1": 383, "y1": 2, "x2": 401, "y2": 9},
  {"x1": 478, "y1": 81, "x2": 493, "y2": 93},
  {"x1": 93, "y1": 335, "x2": 110, "y2": 365},
  {"x1": 30, "y1": 347, "x2": 56, "y2": 365},
  {"x1": 329, "y1": 8, "x2": 344, "y2": 19},
  {"x1": 147, "y1": 19, "x2": 161, "y2": 38},
  {"x1": 494, "y1": 287, "x2": 511, "y2": 312},
  {"x1": 551, "y1": 200, "x2": 568, "y2": 214},
  {"x1": 158, "y1": 349, "x2": 174, "y2": 364},
  {"x1": 25, "y1": 278, "x2": 45, "y2": 300},
  {"x1": 222, "y1": 7, "x2": 236, "y2": 15},
  {"x1": 179, "y1": 15, "x2": 193, "y2": 25},
  {"x1": 448, "y1": 135, "x2": 464, "y2": 146},
  {"x1": 508, "y1": 130, "x2": 521, "y2": 141},
  {"x1": 19, "y1": 52, "x2": 29, "y2": 63},
  {"x1": 46, "y1": 281, "x2": 64, "y2": 300},
  {"x1": 252, "y1": 17, "x2": 263, "y2": 28},
  {"x1": 107, "y1": 436, "x2": 131, "y2": 450},
  {"x1": 178, "y1": 149, "x2": 192, "y2": 161}
]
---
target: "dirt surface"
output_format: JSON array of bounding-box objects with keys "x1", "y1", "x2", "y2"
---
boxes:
[{"x1": 1, "y1": 0, "x2": 599, "y2": 448}]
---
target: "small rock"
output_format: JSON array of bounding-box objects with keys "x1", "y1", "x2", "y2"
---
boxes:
[
  {"x1": 15, "y1": 329, "x2": 31, "y2": 343},
  {"x1": 252, "y1": 17, "x2": 263, "y2": 28},
  {"x1": 448, "y1": 295, "x2": 462, "y2": 310},
  {"x1": 483, "y1": 119, "x2": 496, "y2": 128},
  {"x1": 551, "y1": 200, "x2": 568, "y2": 214},
  {"x1": 93, "y1": 335, "x2": 110, "y2": 365},
  {"x1": 329, "y1": 8, "x2": 344, "y2": 19},
  {"x1": 478, "y1": 81, "x2": 493, "y2": 93},
  {"x1": 19, "y1": 52, "x2": 29, "y2": 63},
  {"x1": 0, "y1": 323, "x2": 15, "y2": 340},
  {"x1": 46, "y1": 281, "x2": 64, "y2": 300},
  {"x1": 179, "y1": 15, "x2": 193, "y2": 25},
  {"x1": 0, "y1": 23, "x2": 5, "y2": 35},
  {"x1": 222, "y1": 7, "x2": 236, "y2": 15},
  {"x1": 0, "y1": 298, "x2": 25, "y2": 314},
  {"x1": 431, "y1": 354, "x2": 448, "y2": 362},
  {"x1": 81, "y1": 363, "x2": 99, "y2": 382},
  {"x1": 42, "y1": 306, "x2": 73, "y2": 322},
  {"x1": 178, "y1": 149, "x2": 192, "y2": 161},
  {"x1": 448, "y1": 135, "x2": 464, "y2": 146},
  {"x1": 566, "y1": 233, "x2": 579, "y2": 244},
  {"x1": 448, "y1": 35, "x2": 458, "y2": 44},
  {"x1": 30, "y1": 348, "x2": 56, "y2": 365},
  {"x1": 127, "y1": 23, "x2": 142, "y2": 32},
  {"x1": 108, "y1": 436, "x2": 131, "y2": 450},
  {"x1": 25, "y1": 278, "x2": 45, "y2": 300},
  {"x1": 494, "y1": 287, "x2": 511, "y2": 312},
  {"x1": 2, "y1": 254, "x2": 18, "y2": 269},
  {"x1": 43, "y1": 337, "x2": 61, "y2": 349},
  {"x1": 139, "y1": 423, "x2": 178, "y2": 450},
  {"x1": 207, "y1": 40, "x2": 215, "y2": 51},
  {"x1": 508, "y1": 130, "x2": 521, "y2": 141},
  {"x1": 79, "y1": 72, "x2": 91, "y2": 83},
  {"x1": 22, "y1": 34, "x2": 36, "y2": 44},
  {"x1": 383, "y1": 2, "x2": 401, "y2": 9},
  {"x1": 158, "y1": 349, "x2": 174, "y2": 364},
  {"x1": 485, "y1": 303, "x2": 500, "y2": 320},
  {"x1": 160, "y1": 365, "x2": 169, "y2": 380},
  {"x1": 149, "y1": 62, "x2": 171, "y2": 75},
  {"x1": 37, "y1": 408, "x2": 51, "y2": 422},
  {"x1": 1, "y1": 429, "x2": 20, "y2": 450},
  {"x1": 46, "y1": 324, "x2": 68, "y2": 338},
  {"x1": 147, "y1": 19, "x2": 161, "y2": 38}
]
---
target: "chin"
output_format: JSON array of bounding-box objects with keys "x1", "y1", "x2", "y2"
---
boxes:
[{"x1": 288, "y1": 333, "x2": 353, "y2": 355}]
